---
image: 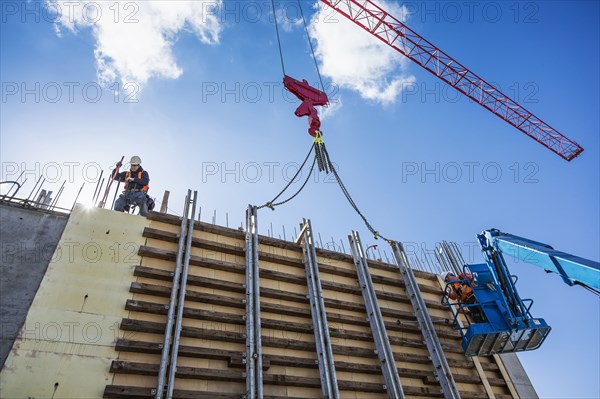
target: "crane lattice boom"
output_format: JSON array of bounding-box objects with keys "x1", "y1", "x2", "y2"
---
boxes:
[{"x1": 320, "y1": 0, "x2": 584, "y2": 161}]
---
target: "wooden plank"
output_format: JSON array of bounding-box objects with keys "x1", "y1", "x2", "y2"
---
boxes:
[
  {"x1": 262, "y1": 301, "x2": 310, "y2": 318},
  {"x1": 147, "y1": 212, "x2": 244, "y2": 241},
  {"x1": 146, "y1": 212, "x2": 298, "y2": 251},
  {"x1": 126, "y1": 298, "x2": 462, "y2": 353},
  {"x1": 134, "y1": 265, "x2": 173, "y2": 281},
  {"x1": 117, "y1": 343, "x2": 429, "y2": 385},
  {"x1": 130, "y1": 276, "x2": 444, "y2": 326},
  {"x1": 228, "y1": 355, "x2": 271, "y2": 370},
  {"x1": 142, "y1": 227, "x2": 178, "y2": 242},
  {"x1": 116, "y1": 339, "x2": 242, "y2": 362},
  {"x1": 109, "y1": 361, "x2": 445, "y2": 395},
  {"x1": 143, "y1": 217, "x2": 434, "y2": 280},
  {"x1": 139, "y1": 242, "x2": 440, "y2": 297},
  {"x1": 423, "y1": 374, "x2": 511, "y2": 387},
  {"x1": 104, "y1": 385, "x2": 313, "y2": 399},
  {"x1": 135, "y1": 266, "x2": 244, "y2": 293},
  {"x1": 126, "y1": 291, "x2": 458, "y2": 340},
  {"x1": 327, "y1": 308, "x2": 452, "y2": 328},
  {"x1": 130, "y1": 278, "x2": 460, "y2": 339},
  {"x1": 104, "y1": 385, "x2": 157, "y2": 398},
  {"x1": 118, "y1": 319, "x2": 473, "y2": 368},
  {"x1": 130, "y1": 282, "x2": 244, "y2": 309},
  {"x1": 126, "y1": 299, "x2": 243, "y2": 324},
  {"x1": 135, "y1": 264, "x2": 448, "y2": 314}
]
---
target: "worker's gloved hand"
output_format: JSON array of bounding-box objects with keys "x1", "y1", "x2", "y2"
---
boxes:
[
  {"x1": 126, "y1": 177, "x2": 135, "y2": 182},
  {"x1": 116, "y1": 162, "x2": 122, "y2": 168}
]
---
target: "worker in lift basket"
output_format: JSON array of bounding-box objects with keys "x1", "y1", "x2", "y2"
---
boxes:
[
  {"x1": 441, "y1": 271, "x2": 486, "y2": 323},
  {"x1": 113, "y1": 156, "x2": 150, "y2": 216}
]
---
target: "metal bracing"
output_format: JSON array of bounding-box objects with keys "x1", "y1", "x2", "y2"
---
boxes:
[
  {"x1": 155, "y1": 190, "x2": 192, "y2": 399},
  {"x1": 300, "y1": 219, "x2": 340, "y2": 399},
  {"x1": 348, "y1": 231, "x2": 404, "y2": 399},
  {"x1": 245, "y1": 205, "x2": 263, "y2": 399},
  {"x1": 391, "y1": 242, "x2": 461, "y2": 399},
  {"x1": 166, "y1": 190, "x2": 198, "y2": 399}
]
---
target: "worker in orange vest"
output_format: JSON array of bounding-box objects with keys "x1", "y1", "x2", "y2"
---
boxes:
[
  {"x1": 441, "y1": 271, "x2": 486, "y2": 323},
  {"x1": 113, "y1": 156, "x2": 150, "y2": 216}
]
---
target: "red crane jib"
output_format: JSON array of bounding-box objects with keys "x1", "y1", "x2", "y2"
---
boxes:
[
  {"x1": 318, "y1": 0, "x2": 584, "y2": 161},
  {"x1": 283, "y1": 75, "x2": 329, "y2": 137}
]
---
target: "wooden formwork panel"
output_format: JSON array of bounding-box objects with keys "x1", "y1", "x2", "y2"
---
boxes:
[{"x1": 103, "y1": 212, "x2": 517, "y2": 399}]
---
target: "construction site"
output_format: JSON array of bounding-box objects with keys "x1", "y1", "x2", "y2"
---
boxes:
[
  {"x1": 0, "y1": 193, "x2": 542, "y2": 399},
  {"x1": 1, "y1": 1, "x2": 599, "y2": 399}
]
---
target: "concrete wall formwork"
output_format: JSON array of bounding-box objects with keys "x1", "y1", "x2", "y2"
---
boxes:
[{"x1": 0, "y1": 204, "x2": 535, "y2": 398}]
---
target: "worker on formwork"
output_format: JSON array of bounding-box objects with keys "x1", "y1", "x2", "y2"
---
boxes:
[
  {"x1": 441, "y1": 271, "x2": 486, "y2": 323},
  {"x1": 113, "y1": 156, "x2": 150, "y2": 216}
]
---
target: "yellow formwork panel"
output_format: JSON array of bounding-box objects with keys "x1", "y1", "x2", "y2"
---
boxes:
[
  {"x1": 2, "y1": 210, "x2": 516, "y2": 397},
  {"x1": 0, "y1": 204, "x2": 150, "y2": 399}
]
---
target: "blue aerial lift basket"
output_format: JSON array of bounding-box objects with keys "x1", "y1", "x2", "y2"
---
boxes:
[{"x1": 441, "y1": 229, "x2": 598, "y2": 357}]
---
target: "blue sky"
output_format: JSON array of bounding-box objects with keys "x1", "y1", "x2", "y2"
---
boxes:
[{"x1": 1, "y1": 1, "x2": 599, "y2": 397}]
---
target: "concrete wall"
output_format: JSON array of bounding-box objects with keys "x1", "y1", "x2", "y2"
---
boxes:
[
  {"x1": 500, "y1": 353, "x2": 539, "y2": 399},
  {"x1": 0, "y1": 202, "x2": 69, "y2": 368},
  {"x1": 0, "y1": 203, "x2": 538, "y2": 398}
]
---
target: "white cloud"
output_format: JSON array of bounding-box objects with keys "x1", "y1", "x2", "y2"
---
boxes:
[
  {"x1": 320, "y1": 96, "x2": 343, "y2": 121},
  {"x1": 309, "y1": 0, "x2": 415, "y2": 105},
  {"x1": 276, "y1": 8, "x2": 302, "y2": 33},
  {"x1": 48, "y1": 0, "x2": 223, "y2": 87}
]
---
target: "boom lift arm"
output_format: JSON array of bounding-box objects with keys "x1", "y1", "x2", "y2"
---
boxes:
[
  {"x1": 442, "y1": 229, "x2": 599, "y2": 356},
  {"x1": 481, "y1": 229, "x2": 600, "y2": 294}
]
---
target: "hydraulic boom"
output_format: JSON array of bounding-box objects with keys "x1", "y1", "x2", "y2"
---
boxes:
[
  {"x1": 442, "y1": 228, "x2": 599, "y2": 356},
  {"x1": 481, "y1": 229, "x2": 600, "y2": 294}
]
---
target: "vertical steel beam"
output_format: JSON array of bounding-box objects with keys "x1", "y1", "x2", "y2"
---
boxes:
[
  {"x1": 155, "y1": 190, "x2": 191, "y2": 399},
  {"x1": 300, "y1": 219, "x2": 340, "y2": 399},
  {"x1": 348, "y1": 231, "x2": 404, "y2": 399},
  {"x1": 166, "y1": 191, "x2": 198, "y2": 399},
  {"x1": 391, "y1": 241, "x2": 461, "y2": 399},
  {"x1": 245, "y1": 205, "x2": 263, "y2": 399}
]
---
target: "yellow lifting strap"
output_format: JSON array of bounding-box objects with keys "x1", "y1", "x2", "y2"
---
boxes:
[{"x1": 313, "y1": 131, "x2": 324, "y2": 144}]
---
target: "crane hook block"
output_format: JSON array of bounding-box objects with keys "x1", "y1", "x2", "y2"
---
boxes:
[{"x1": 283, "y1": 75, "x2": 329, "y2": 137}]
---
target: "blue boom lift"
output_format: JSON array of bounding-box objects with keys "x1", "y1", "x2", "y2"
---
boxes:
[{"x1": 442, "y1": 229, "x2": 600, "y2": 357}]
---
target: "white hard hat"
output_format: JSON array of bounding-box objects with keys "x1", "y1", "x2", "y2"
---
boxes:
[
  {"x1": 130, "y1": 156, "x2": 142, "y2": 165},
  {"x1": 440, "y1": 271, "x2": 454, "y2": 281}
]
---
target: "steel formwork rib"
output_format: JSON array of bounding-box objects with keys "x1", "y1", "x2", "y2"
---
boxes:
[
  {"x1": 349, "y1": 231, "x2": 404, "y2": 399},
  {"x1": 300, "y1": 219, "x2": 340, "y2": 398},
  {"x1": 391, "y1": 242, "x2": 461, "y2": 399},
  {"x1": 166, "y1": 191, "x2": 198, "y2": 399},
  {"x1": 155, "y1": 190, "x2": 192, "y2": 399},
  {"x1": 245, "y1": 205, "x2": 264, "y2": 399},
  {"x1": 320, "y1": 0, "x2": 583, "y2": 161}
]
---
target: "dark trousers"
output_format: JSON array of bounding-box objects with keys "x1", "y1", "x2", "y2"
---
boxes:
[{"x1": 114, "y1": 191, "x2": 148, "y2": 216}]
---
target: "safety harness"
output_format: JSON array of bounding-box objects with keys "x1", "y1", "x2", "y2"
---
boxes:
[{"x1": 125, "y1": 171, "x2": 149, "y2": 191}]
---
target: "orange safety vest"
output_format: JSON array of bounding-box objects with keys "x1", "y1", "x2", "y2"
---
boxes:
[
  {"x1": 448, "y1": 273, "x2": 476, "y2": 304},
  {"x1": 125, "y1": 171, "x2": 149, "y2": 191}
]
